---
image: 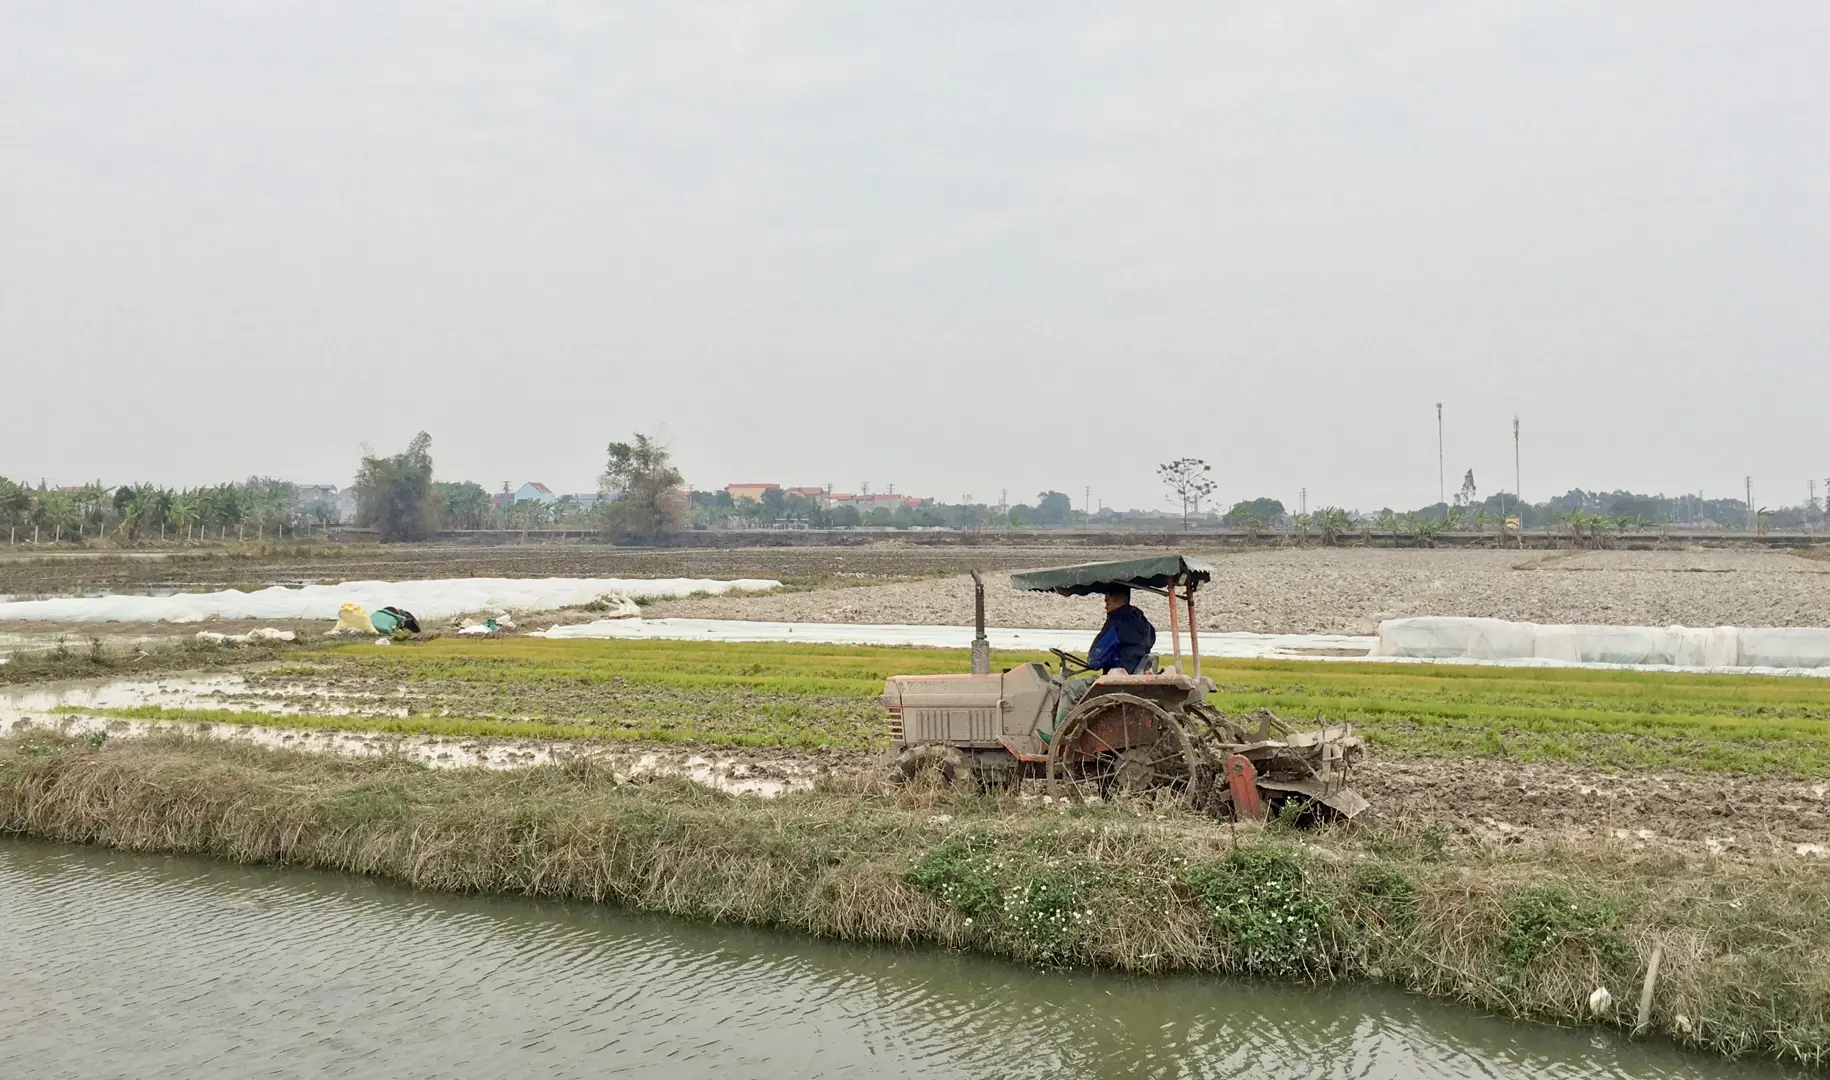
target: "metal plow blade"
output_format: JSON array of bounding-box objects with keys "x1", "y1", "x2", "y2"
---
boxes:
[{"x1": 1215, "y1": 714, "x2": 1366, "y2": 821}]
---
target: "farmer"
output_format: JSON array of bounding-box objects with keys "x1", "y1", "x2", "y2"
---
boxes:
[{"x1": 1049, "y1": 586, "x2": 1157, "y2": 736}]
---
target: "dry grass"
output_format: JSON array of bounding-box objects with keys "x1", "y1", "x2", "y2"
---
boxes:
[{"x1": 1, "y1": 733, "x2": 1826, "y2": 1066}]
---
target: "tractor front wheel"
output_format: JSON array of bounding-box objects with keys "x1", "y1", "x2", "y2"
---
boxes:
[{"x1": 893, "y1": 744, "x2": 970, "y2": 790}]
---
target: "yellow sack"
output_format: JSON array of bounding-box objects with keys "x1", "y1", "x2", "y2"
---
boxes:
[{"x1": 333, "y1": 602, "x2": 373, "y2": 635}]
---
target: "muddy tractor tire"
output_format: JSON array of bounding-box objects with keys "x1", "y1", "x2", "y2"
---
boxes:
[
  {"x1": 1046, "y1": 692, "x2": 1210, "y2": 809},
  {"x1": 893, "y1": 744, "x2": 971, "y2": 791}
]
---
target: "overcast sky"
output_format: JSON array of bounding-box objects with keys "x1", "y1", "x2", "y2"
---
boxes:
[{"x1": 3, "y1": 2, "x2": 1826, "y2": 513}]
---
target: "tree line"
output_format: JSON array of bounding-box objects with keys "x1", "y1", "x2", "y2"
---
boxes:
[
  {"x1": 354, "y1": 432, "x2": 689, "y2": 543},
  {"x1": 9, "y1": 442, "x2": 1821, "y2": 548},
  {"x1": 0, "y1": 476, "x2": 305, "y2": 543}
]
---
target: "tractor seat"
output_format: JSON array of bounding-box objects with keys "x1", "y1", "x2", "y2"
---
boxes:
[{"x1": 1093, "y1": 669, "x2": 1207, "y2": 691}]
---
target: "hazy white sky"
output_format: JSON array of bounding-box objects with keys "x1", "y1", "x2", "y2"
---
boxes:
[{"x1": 3, "y1": 1, "x2": 1826, "y2": 512}]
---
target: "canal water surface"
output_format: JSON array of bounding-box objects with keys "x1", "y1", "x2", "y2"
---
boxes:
[{"x1": 0, "y1": 839, "x2": 1806, "y2": 1079}]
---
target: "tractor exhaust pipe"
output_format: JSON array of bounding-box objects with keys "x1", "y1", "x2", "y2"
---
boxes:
[{"x1": 969, "y1": 570, "x2": 990, "y2": 674}]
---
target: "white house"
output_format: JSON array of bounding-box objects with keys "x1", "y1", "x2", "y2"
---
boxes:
[{"x1": 513, "y1": 482, "x2": 558, "y2": 506}]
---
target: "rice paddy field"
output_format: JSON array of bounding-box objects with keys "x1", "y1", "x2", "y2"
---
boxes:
[{"x1": 54, "y1": 637, "x2": 1830, "y2": 774}]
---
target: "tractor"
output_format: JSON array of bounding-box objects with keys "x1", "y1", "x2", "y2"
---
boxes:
[{"x1": 880, "y1": 555, "x2": 1367, "y2": 820}]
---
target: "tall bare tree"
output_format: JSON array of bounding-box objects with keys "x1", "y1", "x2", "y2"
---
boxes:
[{"x1": 1157, "y1": 458, "x2": 1215, "y2": 529}]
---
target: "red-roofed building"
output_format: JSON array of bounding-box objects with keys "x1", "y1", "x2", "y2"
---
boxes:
[{"x1": 493, "y1": 482, "x2": 557, "y2": 507}]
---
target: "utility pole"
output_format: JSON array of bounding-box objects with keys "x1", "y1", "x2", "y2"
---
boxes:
[
  {"x1": 1810, "y1": 479, "x2": 1819, "y2": 528},
  {"x1": 1746, "y1": 476, "x2": 1754, "y2": 532},
  {"x1": 1299, "y1": 487, "x2": 1307, "y2": 516},
  {"x1": 1512, "y1": 416, "x2": 1523, "y2": 544},
  {"x1": 1084, "y1": 485, "x2": 1091, "y2": 527},
  {"x1": 1436, "y1": 403, "x2": 1445, "y2": 511}
]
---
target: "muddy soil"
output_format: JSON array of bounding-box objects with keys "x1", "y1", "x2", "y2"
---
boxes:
[
  {"x1": 1361, "y1": 758, "x2": 1830, "y2": 857},
  {"x1": 7, "y1": 709, "x2": 849, "y2": 798},
  {"x1": 0, "y1": 618, "x2": 328, "y2": 653}
]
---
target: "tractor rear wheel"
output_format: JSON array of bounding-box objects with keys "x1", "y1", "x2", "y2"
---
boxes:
[{"x1": 1046, "y1": 693, "x2": 1208, "y2": 809}]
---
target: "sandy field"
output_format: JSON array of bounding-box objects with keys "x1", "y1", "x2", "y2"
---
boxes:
[{"x1": 650, "y1": 548, "x2": 1830, "y2": 634}]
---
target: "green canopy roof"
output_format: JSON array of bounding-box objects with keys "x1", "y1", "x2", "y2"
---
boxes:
[{"x1": 1009, "y1": 554, "x2": 1217, "y2": 596}]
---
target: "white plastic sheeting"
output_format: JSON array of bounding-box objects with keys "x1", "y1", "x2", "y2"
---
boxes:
[
  {"x1": 537, "y1": 617, "x2": 1378, "y2": 659},
  {"x1": 539, "y1": 616, "x2": 1830, "y2": 678},
  {"x1": 0, "y1": 577, "x2": 781, "y2": 624},
  {"x1": 1373, "y1": 616, "x2": 1830, "y2": 671}
]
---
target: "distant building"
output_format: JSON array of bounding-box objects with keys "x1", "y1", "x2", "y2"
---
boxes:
[
  {"x1": 725, "y1": 483, "x2": 781, "y2": 503},
  {"x1": 832, "y1": 492, "x2": 919, "y2": 512},
  {"x1": 720, "y1": 484, "x2": 924, "y2": 513},
  {"x1": 292, "y1": 484, "x2": 357, "y2": 524},
  {"x1": 512, "y1": 482, "x2": 557, "y2": 506}
]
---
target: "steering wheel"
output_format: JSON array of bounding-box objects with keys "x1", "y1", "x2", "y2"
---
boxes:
[{"x1": 1049, "y1": 647, "x2": 1093, "y2": 675}]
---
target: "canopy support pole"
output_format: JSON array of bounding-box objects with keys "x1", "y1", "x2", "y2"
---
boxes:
[
  {"x1": 969, "y1": 570, "x2": 990, "y2": 675},
  {"x1": 1186, "y1": 587, "x2": 1201, "y2": 678},
  {"x1": 1165, "y1": 580, "x2": 1183, "y2": 672}
]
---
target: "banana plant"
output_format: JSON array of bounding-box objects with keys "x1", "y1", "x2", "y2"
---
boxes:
[
  {"x1": 168, "y1": 493, "x2": 201, "y2": 541},
  {"x1": 34, "y1": 488, "x2": 78, "y2": 542},
  {"x1": 1315, "y1": 507, "x2": 1352, "y2": 546}
]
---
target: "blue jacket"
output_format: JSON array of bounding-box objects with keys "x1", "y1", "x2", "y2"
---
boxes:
[{"x1": 1087, "y1": 604, "x2": 1157, "y2": 673}]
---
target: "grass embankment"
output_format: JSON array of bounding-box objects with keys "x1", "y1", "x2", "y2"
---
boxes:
[
  {"x1": 2, "y1": 733, "x2": 1825, "y2": 1067},
  {"x1": 54, "y1": 639, "x2": 1830, "y2": 775}
]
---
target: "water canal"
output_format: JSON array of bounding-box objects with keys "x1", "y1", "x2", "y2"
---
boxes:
[{"x1": 0, "y1": 839, "x2": 1804, "y2": 1079}]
